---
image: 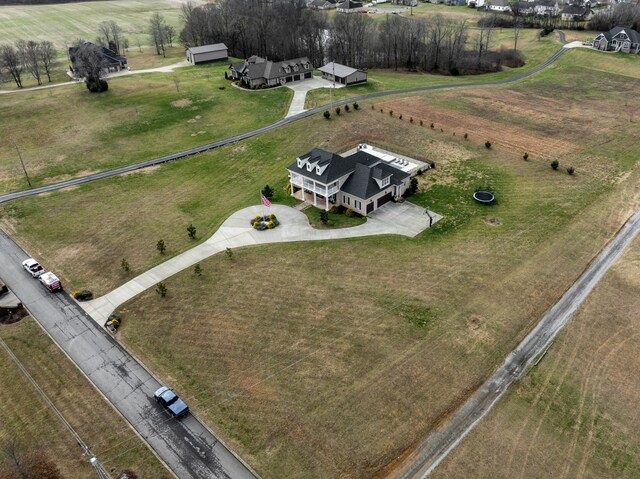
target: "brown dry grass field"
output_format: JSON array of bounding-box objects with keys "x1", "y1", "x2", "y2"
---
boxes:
[
  {"x1": 0, "y1": 317, "x2": 169, "y2": 478},
  {"x1": 432, "y1": 232, "x2": 640, "y2": 479},
  {"x1": 0, "y1": 50, "x2": 639, "y2": 478}
]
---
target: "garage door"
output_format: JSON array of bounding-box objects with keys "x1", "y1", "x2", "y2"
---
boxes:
[
  {"x1": 377, "y1": 192, "x2": 393, "y2": 208},
  {"x1": 293, "y1": 74, "x2": 300, "y2": 81},
  {"x1": 367, "y1": 202, "x2": 374, "y2": 214},
  {"x1": 305, "y1": 72, "x2": 312, "y2": 79}
]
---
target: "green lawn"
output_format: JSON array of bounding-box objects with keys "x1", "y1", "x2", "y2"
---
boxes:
[
  {"x1": 1, "y1": 49, "x2": 638, "y2": 479},
  {"x1": 0, "y1": 318, "x2": 169, "y2": 478},
  {"x1": 0, "y1": 0, "x2": 200, "y2": 48},
  {"x1": 0, "y1": 60, "x2": 292, "y2": 192},
  {"x1": 305, "y1": 29, "x2": 560, "y2": 108},
  {"x1": 303, "y1": 206, "x2": 368, "y2": 229}
]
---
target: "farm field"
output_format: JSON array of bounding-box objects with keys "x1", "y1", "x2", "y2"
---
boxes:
[
  {"x1": 431, "y1": 232, "x2": 640, "y2": 479},
  {"x1": 0, "y1": 61, "x2": 292, "y2": 193},
  {"x1": 0, "y1": 0, "x2": 200, "y2": 48},
  {"x1": 1, "y1": 49, "x2": 639, "y2": 478},
  {"x1": 0, "y1": 317, "x2": 169, "y2": 478},
  {"x1": 304, "y1": 29, "x2": 560, "y2": 108}
]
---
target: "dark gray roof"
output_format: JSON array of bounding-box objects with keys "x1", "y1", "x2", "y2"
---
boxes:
[
  {"x1": 187, "y1": 43, "x2": 228, "y2": 54},
  {"x1": 605, "y1": 26, "x2": 640, "y2": 43},
  {"x1": 287, "y1": 148, "x2": 357, "y2": 184},
  {"x1": 230, "y1": 56, "x2": 313, "y2": 81},
  {"x1": 69, "y1": 42, "x2": 126, "y2": 67},
  {"x1": 337, "y1": 0, "x2": 363, "y2": 8},
  {"x1": 340, "y1": 151, "x2": 409, "y2": 200}
]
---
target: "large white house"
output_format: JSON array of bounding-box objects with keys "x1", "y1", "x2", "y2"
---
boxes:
[{"x1": 288, "y1": 145, "x2": 424, "y2": 216}]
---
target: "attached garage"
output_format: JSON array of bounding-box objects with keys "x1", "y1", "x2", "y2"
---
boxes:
[
  {"x1": 186, "y1": 43, "x2": 228, "y2": 65},
  {"x1": 376, "y1": 191, "x2": 393, "y2": 208}
]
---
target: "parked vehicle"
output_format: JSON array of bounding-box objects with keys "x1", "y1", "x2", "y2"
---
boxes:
[
  {"x1": 22, "y1": 258, "x2": 45, "y2": 278},
  {"x1": 153, "y1": 386, "x2": 189, "y2": 418},
  {"x1": 39, "y1": 272, "x2": 62, "y2": 292}
]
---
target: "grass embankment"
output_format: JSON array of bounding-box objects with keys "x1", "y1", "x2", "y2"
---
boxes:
[
  {"x1": 303, "y1": 206, "x2": 367, "y2": 229},
  {"x1": 0, "y1": 318, "x2": 169, "y2": 478},
  {"x1": 0, "y1": 61, "x2": 292, "y2": 192},
  {"x1": 0, "y1": 0, "x2": 197, "y2": 48},
  {"x1": 1, "y1": 49, "x2": 638, "y2": 478},
  {"x1": 432, "y1": 231, "x2": 640, "y2": 479},
  {"x1": 305, "y1": 29, "x2": 560, "y2": 109}
]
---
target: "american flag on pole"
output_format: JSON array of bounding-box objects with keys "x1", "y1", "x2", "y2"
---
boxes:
[{"x1": 261, "y1": 193, "x2": 271, "y2": 207}]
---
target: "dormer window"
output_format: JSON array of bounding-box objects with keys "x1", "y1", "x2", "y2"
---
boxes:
[
  {"x1": 382, "y1": 177, "x2": 390, "y2": 187},
  {"x1": 294, "y1": 65, "x2": 299, "y2": 72},
  {"x1": 316, "y1": 167, "x2": 321, "y2": 174}
]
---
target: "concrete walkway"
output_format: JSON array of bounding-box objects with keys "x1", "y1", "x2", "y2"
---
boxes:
[
  {"x1": 285, "y1": 77, "x2": 345, "y2": 117},
  {"x1": 81, "y1": 202, "x2": 441, "y2": 325}
]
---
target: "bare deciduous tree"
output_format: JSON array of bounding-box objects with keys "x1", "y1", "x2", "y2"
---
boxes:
[
  {"x1": 0, "y1": 44, "x2": 24, "y2": 88},
  {"x1": 38, "y1": 40, "x2": 56, "y2": 82},
  {"x1": 17, "y1": 39, "x2": 43, "y2": 85},
  {"x1": 149, "y1": 12, "x2": 167, "y2": 57}
]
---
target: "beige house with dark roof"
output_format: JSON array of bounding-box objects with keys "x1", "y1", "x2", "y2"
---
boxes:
[
  {"x1": 230, "y1": 56, "x2": 313, "y2": 88},
  {"x1": 287, "y1": 145, "x2": 422, "y2": 216}
]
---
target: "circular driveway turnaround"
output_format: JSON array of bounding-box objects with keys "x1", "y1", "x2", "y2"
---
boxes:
[
  {"x1": 0, "y1": 47, "x2": 568, "y2": 205},
  {"x1": 82, "y1": 202, "x2": 442, "y2": 325}
]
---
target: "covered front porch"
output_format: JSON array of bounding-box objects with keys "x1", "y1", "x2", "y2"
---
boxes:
[{"x1": 292, "y1": 188, "x2": 333, "y2": 210}]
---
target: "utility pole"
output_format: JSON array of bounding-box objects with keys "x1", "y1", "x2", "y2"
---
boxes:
[
  {"x1": 11, "y1": 140, "x2": 31, "y2": 187},
  {"x1": 89, "y1": 457, "x2": 110, "y2": 479}
]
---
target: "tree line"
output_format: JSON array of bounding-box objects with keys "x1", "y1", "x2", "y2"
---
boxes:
[
  {"x1": 0, "y1": 40, "x2": 56, "y2": 88},
  {"x1": 180, "y1": 0, "x2": 523, "y2": 75}
]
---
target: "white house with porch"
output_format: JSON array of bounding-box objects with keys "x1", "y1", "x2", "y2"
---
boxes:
[{"x1": 287, "y1": 144, "x2": 425, "y2": 216}]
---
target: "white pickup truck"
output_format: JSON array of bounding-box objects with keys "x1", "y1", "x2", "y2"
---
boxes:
[{"x1": 39, "y1": 272, "x2": 63, "y2": 292}]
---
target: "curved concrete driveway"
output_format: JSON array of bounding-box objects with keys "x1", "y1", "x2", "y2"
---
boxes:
[
  {"x1": 0, "y1": 47, "x2": 568, "y2": 205},
  {"x1": 285, "y1": 77, "x2": 345, "y2": 117},
  {"x1": 82, "y1": 202, "x2": 441, "y2": 325}
]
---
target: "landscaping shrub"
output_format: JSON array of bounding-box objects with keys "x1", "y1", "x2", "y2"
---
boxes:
[
  {"x1": 156, "y1": 239, "x2": 166, "y2": 254},
  {"x1": 218, "y1": 86, "x2": 225, "y2": 90},
  {"x1": 324, "y1": 110, "x2": 330, "y2": 119},
  {"x1": 420, "y1": 120, "x2": 423, "y2": 126},
  {"x1": 72, "y1": 290, "x2": 93, "y2": 301},
  {"x1": 335, "y1": 106, "x2": 341, "y2": 115},
  {"x1": 464, "y1": 133, "x2": 468, "y2": 140},
  {"x1": 353, "y1": 102, "x2": 359, "y2": 110},
  {"x1": 320, "y1": 210, "x2": 329, "y2": 224},
  {"x1": 110, "y1": 318, "x2": 120, "y2": 328},
  {"x1": 344, "y1": 104, "x2": 350, "y2": 112},
  {"x1": 567, "y1": 166, "x2": 575, "y2": 175},
  {"x1": 389, "y1": 110, "x2": 393, "y2": 116},
  {"x1": 551, "y1": 160, "x2": 559, "y2": 170},
  {"x1": 261, "y1": 184, "x2": 274, "y2": 199},
  {"x1": 108, "y1": 312, "x2": 122, "y2": 323},
  {"x1": 523, "y1": 152, "x2": 529, "y2": 161},
  {"x1": 410, "y1": 117, "x2": 413, "y2": 123},
  {"x1": 86, "y1": 79, "x2": 108, "y2": 93},
  {"x1": 267, "y1": 221, "x2": 275, "y2": 229},
  {"x1": 121, "y1": 258, "x2": 130, "y2": 272},
  {"x1": 485, "y1": 141, "x2": 492, "y2": 149},
  {"x1": 194, "y1": 263, "x2": 202, "y2": 276},
  {"x1": 225, "y1": 248, "x2": 233, "y2": 260},
  {"x1": 430, "y1": 123, "x2": 434, "y2": 129},
  {"x1": 269, "y1": 213, "x2": 277, "y2": 220},
  {"x1": 344, "y1": 208, "x2": 355, "y2": 217},
  {"x1": 399, "y1": 114, "x2": 403, "y2": 120}
]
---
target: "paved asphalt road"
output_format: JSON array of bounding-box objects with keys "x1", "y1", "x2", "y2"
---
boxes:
[
  {"x1": 393, "y1": 209, "x2": 640, "y2": 479},
  {"x1": 0, "y1": 47, "x2": 567, "y2": 204},
  {"x1": 0, "y1": 230, "x2": 256, "y2": 479}
]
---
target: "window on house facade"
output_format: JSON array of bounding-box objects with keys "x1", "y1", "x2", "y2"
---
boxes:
[{"x1": 382, "y1": 177, "x2": 390, "y2": 187}]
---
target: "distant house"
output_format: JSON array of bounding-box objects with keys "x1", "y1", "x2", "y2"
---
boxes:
[
  {"x1": 230, "y1": 56, "x2": 313, "y2": 88},
  {"x1": 391, "y1": 0, "x2": 418, "y2": 6},
  {"x1": 513, "y1": 1, "x2": 534, "y2": 15},
  {"x1": 560, "y1": 4, "x2": 593, "y2": 21},
  {"x1": 533, "y1": 0, "x2": 559, "y2": 16},
  {"x1": 467, "y1": 0, "x2": 488, "y2": 8},
  {"x1": 593, "y1": 26, "x2": 640, "y2": 53},
  {"x1": 336, "y1": 0, "x2": 364, "y2": 12},
  {"x1": 318, "y1": 62, "x2": 367, "y2": 86},
  {"x1": 488, "y1": 0, "x2": 511, "y2": 12},
  {"x1": 186, "y1": 43, "x2": 228, "y2": 64},
  {"x1": 68, "y1": 42, "x2": 127, "y2": 75},
  {"x1": 288, "y1": 144, "x2": 426, "y2": 216},
  {"x1": 308, "y1": 0, "x2": 337, "y2": 9}
]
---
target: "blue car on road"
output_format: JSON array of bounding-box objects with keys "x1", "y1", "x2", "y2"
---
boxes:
[{"x1": 154, "y1": 386, "x2": 189, "y2": 418}]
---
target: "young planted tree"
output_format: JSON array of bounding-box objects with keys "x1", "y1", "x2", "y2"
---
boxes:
[
  {"x1": 71, "y1": 40, "x2": 108, "y2": 92},
  {"x1": 164, "y1": 24, "x2": 176, "y2": 48},
  {"x1": 485, "y1": 141, "x2": 492, "y2": 149},
  {"x1": 225, "y1": 247, "x2": 233, "y2": 260},
  {"x1": 523, "y1": 152, "x2": 529, "y2": 161},
  {"x1": 320, "y1": 210, "x2": 329, "y2": 224},
  {"x1": 324, "y1": 110, "x2": 330, "y2": 119},
  {"x1": 121, "y1": 258, "x2": 130, "y2": 272},
  {"x1": 156, "y1": 282, "x2": 167, "y2": 297},
  {"x1": 551, "y1": 160, "x2": 559, "y2": 170},
  {"x1": 335, "y1": 106, "x2": 341, "y2": 115},
  {"x1": 0, "y1": 44, "x2": 24, "y2": 88},
  {"x1": 187, "y1": 223, "x2": 197, "y2": 239},
  {"x1": 194, "y1": 263, "x2": 202, "y2": 276},
  {"x1": 156, "y1": 239, "x2": 166, "y2": 254}
]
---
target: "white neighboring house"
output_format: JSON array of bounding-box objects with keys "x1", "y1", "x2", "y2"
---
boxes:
[
  {"x1": 318, "y1": 62, "x2": 367, "y2": 86},
  {"x1": 593, "y1": 26, "x2": 640, "y2": 53},
  {"x1": 533, "y1": 0, "x2": 559, "y2": 16},
  {"x1": 560, "y1": 4, "x2": 593, "y2": 21},
  {"x1": 467, "y1": 0, "x2": 488, "y2": 8},
  {"x1": 488, "y1": 0, "x2": 512, "y2": 12},
  {"x1": 288, "y1": 145, "x2": 421, "y2": 216},
  {"x1": 186, "y1": 43, "x2": 228, "y2": 64}
]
